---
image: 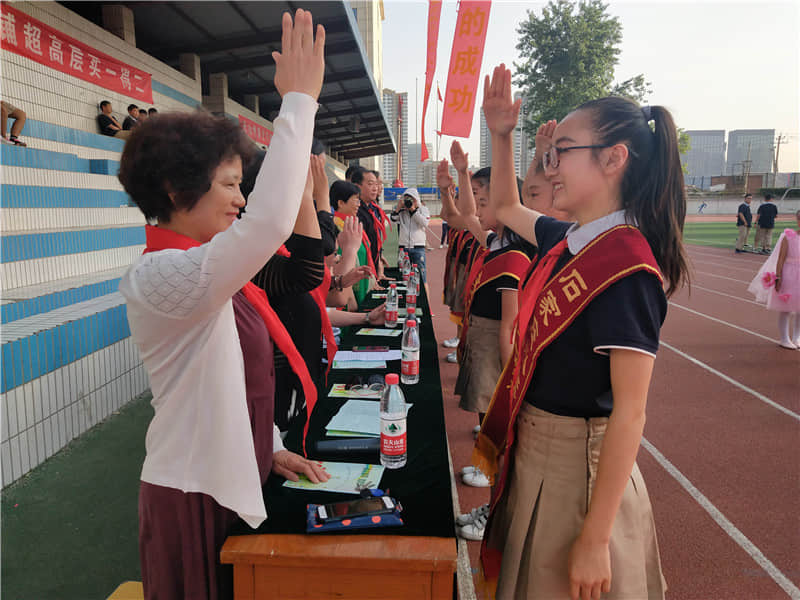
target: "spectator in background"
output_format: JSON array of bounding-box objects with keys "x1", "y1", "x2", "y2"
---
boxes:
[
  {"x1": 1, "y1": 99, "x2": 28, "y2": 146},
  {"x1": 97, "y1": 101, "x2": 131, "y2": 139},
  {"x1": 148, "y1": 108, "x2": 158, "y2": 116},
  {"x1": 391, "y1": 187, "x2": 431, "y2": 291},
  {"x1": 735, "y1": 193, "x2": 753, "y2": 253},
  {"x1": 755, "y1": 193, "x2": 779, "y2": 253},
  {"x1": 138, "y1": 109, "x2": 148, "y2": 123},
  {"x1": 345, "y1": 164, "x2": 360, "y2": 182},
  {"x1": 123, "y1": 104, "x2": 140, "y2": 130}
]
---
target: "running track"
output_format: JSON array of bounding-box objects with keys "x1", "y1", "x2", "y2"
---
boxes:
[{"x1": 425, "y1": 229, "x2": 800, "y2": 600}]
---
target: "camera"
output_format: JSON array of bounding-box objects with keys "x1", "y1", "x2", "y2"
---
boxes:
[{"x1": 403, "y1": 196, "x2": 413, "y2": 209}]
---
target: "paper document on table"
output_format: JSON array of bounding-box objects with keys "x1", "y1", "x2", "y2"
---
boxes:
[
  {"x1": 325, "y1": 399, "x2": 412, "y2": 437},
  {"x1": 334, "y1": 350, "x2": 402, "y2": 362},
  {"x1": 356, "y1": 328, "x2": 403, "y2": 337},
  {"x1": 283, "y1": 461, "x2": 385, "y2": 494},
  {"x1": 331, "y1": 360, "x2": 387, "y2": 370},
  {"x1": 328, "y1": 383, "x2": 383, "y2": 399}
]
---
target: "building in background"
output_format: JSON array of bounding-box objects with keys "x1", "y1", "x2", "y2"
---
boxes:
[
  {"x1": 351, "y1": 0, "x2": 385, "y2": 174},
  {"x1": 513, "y1": 91, "x2": 531, "y2": 178},
  {"x1": 479, "y1": 107, "x2": 491, "y2": 168},
  {"x1": 406, "y1": 142, "x2": 433, "y2": 187},
  {"x1": 381, "y1": 88, "x2": 408, "y2": 185},
  {"x1": 726, "y1": 129, "x2": 775, "y2": 176},
  {"x1": 682, "y1": 130, "x2": 726, "y2": 188}
]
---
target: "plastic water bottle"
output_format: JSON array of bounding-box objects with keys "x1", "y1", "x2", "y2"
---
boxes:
[
  {"x1": 401, "y1": 319, "x2": 420, "y2": 385},
  {"x1": 380, "y1": 373, "x2": 407, "y2": 469},
  {"x1": 406, "y1": 265, "x2": 419, "y2": 309},
  {"x1": 385, "y1": 284, "x2": 399, "y2": 328},
  {"x1": 401, "y1": 252, "x2": 411, "y2": 281},
  {"x1": 402, "y1": 308, "x2": 416, "y2": 337}
]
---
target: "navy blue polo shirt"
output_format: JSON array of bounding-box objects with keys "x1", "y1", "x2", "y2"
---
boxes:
[
  {"x1": 523, "y1": 216, "x2": 667, "y2": 418},
  {"x1": 757, "y1": 202, "x2": 778, "y2": 229},
  {"x1": 737, "y1": 203, "x2": 752, "y2": 227}
]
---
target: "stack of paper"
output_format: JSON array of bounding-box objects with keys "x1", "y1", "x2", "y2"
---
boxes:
[
  {"x1": 326, "y1": 399, "x2": 412, "y2": 438},
  {"x1": 334, "y1": 350, "x2": 402, "y2": 362},
  {"x1": 283, "y1": 461, "x2": 385, "y2": 494}
]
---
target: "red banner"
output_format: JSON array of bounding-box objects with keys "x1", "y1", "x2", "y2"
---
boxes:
[
  {"x1": 239, "y1": 115, "x2": 273, "y2": 147},
  {"x1": 0, "y1": 4, "x2": 153, "y2": 104},
  {"x1": 420, "y1": 0, "x2": 443, "y2": 162},
  {"x1": 441, "y1": 1, "x2": 491, "y2": 138}
]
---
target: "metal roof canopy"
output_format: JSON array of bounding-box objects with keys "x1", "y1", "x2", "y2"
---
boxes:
[{"x1": 61, "y1": 1, "x2": 395, "y2": 159}]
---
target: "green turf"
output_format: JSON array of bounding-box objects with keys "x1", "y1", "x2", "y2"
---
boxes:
[
  {"x1": 683, "y1": 220, "x2": 794, "y2": 249},
  {"x1": 1, "y1": 392, "x2": 153, "y2": 600}
]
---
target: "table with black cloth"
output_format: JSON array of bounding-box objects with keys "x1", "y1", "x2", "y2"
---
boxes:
[{"x1": 221, "y1": 270, "x2": 458, "y2": 600}]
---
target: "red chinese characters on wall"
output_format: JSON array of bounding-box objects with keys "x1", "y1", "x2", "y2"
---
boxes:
[
  {"x1": 1, "y1": 4, "x2": 153, "y2": 104},
  {"x1": 440, "y1": 1, "x2": 491, "y2": 138},
  {"x1": 239, "y1": 115, "x2": 273, "y2": 147}
]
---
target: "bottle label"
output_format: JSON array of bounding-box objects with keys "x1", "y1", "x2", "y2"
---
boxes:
[
  {"x1": 380, "y1": 417, "x2": 407, "y2": 456},
  {"x1": 385, "y1": 309, "x2": 397, "y2": 323},
  {"x1": 401, "y1": 350, "x2": 420, "y2": 376},
  {"x1": 407, "y1": 294, "x2": 417, "y2": 305},
  {"x1": 403, "y1": 273, "x2": 410, "y2": 281}
]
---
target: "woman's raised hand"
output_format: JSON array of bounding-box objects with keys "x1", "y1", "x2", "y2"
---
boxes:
[
  {"x1": 450, "y1": 141, "x2": 469, "y2": 173},
  {"x1": 310, "y1": 154, "x2": 330, "y2": 209},
  {"x1": 338, "y1": 216, "x2": 363, "y2": 253},
  {"x1": 482, "y1": 64, "x2": 520, "y2": 137},
  {"x1": 272, "y1": 9, "x2": 325, "y2": 100}
]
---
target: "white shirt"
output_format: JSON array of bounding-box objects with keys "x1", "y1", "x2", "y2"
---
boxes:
[
  {"x1": 391, "y1": 204, "x2": 430, "y2": 247},
  {"x1": 119, "y1": 93, "x2": 318, "y2": 528},
  {"x1": 565, "y1": 209, "x2": 632, "y2": 255}
]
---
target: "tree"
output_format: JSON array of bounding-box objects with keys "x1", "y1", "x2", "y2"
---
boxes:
[
  {"x1": 677, "y1": 127, "x2": 691, "y2": 174},
  {"x1": 514, "y1": 0, "x2": 651, "y2": 139}
]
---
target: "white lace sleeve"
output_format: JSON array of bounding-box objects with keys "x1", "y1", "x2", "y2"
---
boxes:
[{"x1": 126, "y1": 93, "x2": 318, "y2": 320}]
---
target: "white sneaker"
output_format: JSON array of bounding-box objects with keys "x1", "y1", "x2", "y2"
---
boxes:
[
  {"x1": 442, "y1": 336, "x2": 460, "y2": 348},
  {"x1": 460, "y1": 465, "x2": 477, "y2": 476},
  {"x1": 446, "y1": 351, "x2": 458, "y2": 363},
  {"x1": 462, "y1": 468, "x2": 491, "y2": 488},
  {"x1": 456, "y1": 503, "x2": 490, "y2": 526},
  {"x1": 457, "y1": 511, "x2": 488, "y2": 540},
  {"x1": 779, "y1": 340, "x2": 798, "y2": 350},
  {"x1": 473, "y1": 424, "x2": 481, "y2": 436}
]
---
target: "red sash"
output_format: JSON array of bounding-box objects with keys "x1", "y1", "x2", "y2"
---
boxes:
[
  {"x1": 473, "y1": 225, "x2": 663, "y2": 580},
  {"x1": 458, "y1": 247, "x2": 531, "y2": 347},
  {"x1": 335, "y1": 211, "x2": 377, "y2": 277},
  {"x1": 142, "y1": 225, "x2": 319, "y2": 457},
  {"x1": 442, "y1": 229, "x2": 464, "y2": 301},
  {"x1": 369, "y1": 202, "x2": 388, "y2": 243}
]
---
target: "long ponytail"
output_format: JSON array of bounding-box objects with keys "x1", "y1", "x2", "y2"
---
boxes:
[{"x1": 577, "y1": 97, "x2": 690, "y2": 296}]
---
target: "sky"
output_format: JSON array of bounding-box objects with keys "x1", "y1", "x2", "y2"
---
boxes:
[{"x1": 381, "y1": 0, "x2": 800, "y2": 172}]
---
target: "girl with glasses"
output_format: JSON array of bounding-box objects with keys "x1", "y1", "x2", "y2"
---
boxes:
[{"x1": 471, "y1": 64, "x2": 689, "y2": 600}]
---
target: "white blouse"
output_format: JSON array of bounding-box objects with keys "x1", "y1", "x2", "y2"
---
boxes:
[{"x1": 119, "y1": 92, "x2": 318, "y2": 528}]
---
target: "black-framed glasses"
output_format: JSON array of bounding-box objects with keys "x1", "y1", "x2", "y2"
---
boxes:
[{"x1": 543, "y1": 145, "x2": 613, "y2": 170}]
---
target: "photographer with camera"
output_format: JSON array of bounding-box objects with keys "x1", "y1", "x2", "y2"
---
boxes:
[{"x1": 391, "y1": 188, "x2": 431, "y2": 297}]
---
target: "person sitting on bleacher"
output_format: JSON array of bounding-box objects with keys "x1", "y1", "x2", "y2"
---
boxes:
[
  {"x1": 1, "y1": 99, "x2": 28, "y2": 146},
  {"x1": 97, "y1": 101, "x2": 131, "y2": 140},
  {"x1": 122, "y1": 104, "x2": 139, "y2": 130}
]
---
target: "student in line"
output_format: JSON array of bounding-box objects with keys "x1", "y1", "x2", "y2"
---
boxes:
[{"x1": 473, "y1": 64, "x2": 687, "y2": 600}]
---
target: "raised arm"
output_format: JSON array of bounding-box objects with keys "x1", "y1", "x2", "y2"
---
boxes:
[
  {"x1": 451, "y1": 141, "x2": 490, "y2": 246},
  {"x1": 485, "y1": 64, "x2": 541, "y2": 247},
  {"x1": 437, "y1": 160, "x2": 470, "y2": 231},
  {"x1": 126, "y1": 11, "x2": 325, "y2": 320}
]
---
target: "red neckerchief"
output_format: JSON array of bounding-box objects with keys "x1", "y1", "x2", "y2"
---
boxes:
[
  {"x1": 335, "y1": 211, "x2": 377, "y2": 277},
  {"x1": 143, "y1": 225, "x2": 318, "y2": 457}
]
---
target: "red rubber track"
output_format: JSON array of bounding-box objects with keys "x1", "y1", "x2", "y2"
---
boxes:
[{"x1": 425, "y1": 226, "x2": 800, "y2": 599}]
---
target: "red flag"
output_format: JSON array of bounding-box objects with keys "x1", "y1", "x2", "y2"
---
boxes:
[
  {"x1": 420, "y1": 0, "x2": 443, "y2": 162},
  {"x1": 441, "y1": 1, "x2": 491, "y2": 138},
  {"x1": 437, "y1": 85, "x2": 444, "y2": 102}
]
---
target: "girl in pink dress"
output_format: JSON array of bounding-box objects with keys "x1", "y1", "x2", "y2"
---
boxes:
[{"x1": 748, "y1": 209, "x2": 800, "y2": 349}]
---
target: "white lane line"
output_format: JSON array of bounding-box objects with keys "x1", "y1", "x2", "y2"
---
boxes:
[
  {"x1": 694, "y1": 270, "x2": 751, "y2": 284},
  {"x1": 641, "y1": 438, "x2": 800, "y2": 599},
  {"x1": 660, "y1": 341, "x2": 800, "y2": 421},
  {"x1": 668, "y1": 302, "x2": 778, "y2": 344},
  {"x1": 689, "y1": 284, "x2": 763, "y2": 307},
  {"x1": 689, "y1": 258, "x2": 759, "y2": 274}
]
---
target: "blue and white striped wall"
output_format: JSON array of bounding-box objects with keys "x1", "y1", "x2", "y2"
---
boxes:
[{"x1": 1, "y1": 1, "x2": 204, "y2": 486}]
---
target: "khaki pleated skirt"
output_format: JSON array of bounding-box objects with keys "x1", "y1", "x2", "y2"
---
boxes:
[
  {"x1": 455, "y1": 315, "x2": 503, "y2": 413},
  {"x1": 486, "y1": 404, "x2": 667, "y2": 600},
  {"x1": 451, "y1": 264, "x2": 468, "y2": 314}
]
